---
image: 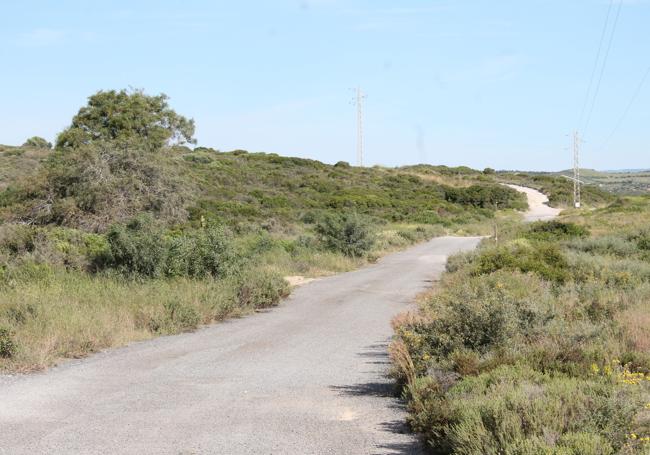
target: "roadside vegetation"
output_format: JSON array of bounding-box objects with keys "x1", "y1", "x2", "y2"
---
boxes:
[
  {"x1": 0, "y1": 88, "x2": 527, "y2": 372},
  {"x1": 391, "y1": 196, "x2": 650, "y2": 454}
]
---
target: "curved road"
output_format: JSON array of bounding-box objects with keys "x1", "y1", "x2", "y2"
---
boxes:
[
  {"x1": 506, "y1": 184, "x2": 561, "y2": 221},
  {"x1": 0, "y1": 236, "x2": 481, "y2": 455}
]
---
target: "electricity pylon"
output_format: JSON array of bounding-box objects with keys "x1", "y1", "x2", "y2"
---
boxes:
[
  {"x1": 573, "y1": 130, "x2": 581, "y2": 208},
  {"x1": 352, "y1": 86, "x2": 366, "y2": 167}
]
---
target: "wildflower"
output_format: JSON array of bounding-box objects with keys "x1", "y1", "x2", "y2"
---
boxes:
[{"x1": 591, "y1": 363, "x2": 600, "y2": 375}]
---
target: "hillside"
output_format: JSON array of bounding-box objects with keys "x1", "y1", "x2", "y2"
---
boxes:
[
  {"x1": 0, "y1": 144, "x2": 526, "y2": 233},
  {"x1": 0, "y1": 116, "x2": 527, "y2": 372}
]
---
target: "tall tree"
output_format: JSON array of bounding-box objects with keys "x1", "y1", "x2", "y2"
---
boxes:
[{"x1": 56, "y1": 89, "x2": 196, "y2": 150}]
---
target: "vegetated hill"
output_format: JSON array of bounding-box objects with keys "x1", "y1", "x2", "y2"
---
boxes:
[
  {"x1": 495, "y1": 171, "x2": 615, "y2": 207},
  {"x1": 0, "y1": 144, "x2": 526, "y2": 233}
]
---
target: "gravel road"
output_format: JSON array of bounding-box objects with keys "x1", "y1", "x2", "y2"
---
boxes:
[
  {"x1": 506, "y1": 184, "x2": 562, "y2": 221},
  {"x1": 0, "y1": 236, "x2": 482, "y2": 455}
]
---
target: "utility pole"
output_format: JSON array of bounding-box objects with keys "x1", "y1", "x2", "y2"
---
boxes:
[
  {"x1": 353, "y1": 86, "x2": 366, "y2": 167},
  {"x1": 573, "y1": 130, "x2": 581, "y2": 208}
]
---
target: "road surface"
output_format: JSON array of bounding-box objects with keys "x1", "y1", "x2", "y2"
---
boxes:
[
  {"x1": 0, "y1": 236, "x2": 482, "y2": 455},
  {"x1": 506, "y1": 184, "x2": 562, "y2": 221}
]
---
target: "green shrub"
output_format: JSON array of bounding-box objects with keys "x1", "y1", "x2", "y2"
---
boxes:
[
  {"x1": 525, "y1": 220, "x2": 589, "y2": 241},
  {"x1": 444, "y1": 184, "x2": 526, "y2": 210},
  {"x1": 103, "y1": 216, "x2": 167, "y2": 277},
  {"x1": 473, "y1": 240, "x2": 570, "y2": 283},
  {"x1": 165, "y1": 227, "x2": 235, "y2": 278},
  {"x1": 408, "y1": 365, "x2": 639, "y2": 455},
  {"x1": 234, "y1": 268, "x2": 290, "y2": 309},
  {"x1": 315, "y1": 213, "x2": 375, "y2": 257},
  {"x1": 22, "y1": 136, "x2": 52, "y2": 149},
  {"x1": 418, "y1": 272, "x2": 554, "y2": 358}
]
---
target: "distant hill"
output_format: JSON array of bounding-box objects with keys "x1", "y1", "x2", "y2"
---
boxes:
[{"x1": 554, "y1": 168, "x2": 650, "y2": 195}]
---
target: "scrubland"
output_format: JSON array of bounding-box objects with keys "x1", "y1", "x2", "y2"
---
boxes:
[{"x1": 391, "y1": 198, "x2": 650, "y2": 454}]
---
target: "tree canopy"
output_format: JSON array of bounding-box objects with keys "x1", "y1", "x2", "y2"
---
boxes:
[{"x1": 55, "y1": 89, "x2": 196, "y2": 150}]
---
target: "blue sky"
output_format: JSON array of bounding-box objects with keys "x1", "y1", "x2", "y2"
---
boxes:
[{"x1": 1, "y1": 0, "x2": 648, "y2": 170}]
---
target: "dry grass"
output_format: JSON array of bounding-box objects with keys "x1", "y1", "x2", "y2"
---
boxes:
[
  {"x1": 619, "y1": 303, "x2": 650, "y2": 352},
  {"x1": 0, "y1": 268, "x2": 289, "y2": 372}
]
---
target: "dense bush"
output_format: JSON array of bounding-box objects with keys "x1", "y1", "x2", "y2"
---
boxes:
[
  {"x1": 472, "y1": 240, "x2": 569, "y2": 283},
  {"x1": 315, "y1": 213, "x2": 375, "y2": 257},
  {"x1": 234, "y1": 268, "x2": 290, "y2": 309},
  {"x1": 9, "y1": 140, "x2": 189, "y2": 231},
  {"x1": 418, "y1": 272, "x2": 554, "y2": 359},
  {"x1": 22, "y1": 136, "x2": 51, "y2": 149},
  {"x1": 102, "y1": 216, "x2": 235, "y2": 278},
  {"x1": 408, "y1": 365, "x2": 641, "y2": 455},
  {"x1": 103, "y1": 217, "x2": 168, "y2": 277},
  {"x1": 444, "y1": 184, "x2": 526, "y2": 210},
  {"x1": 524, "y1": 220, "x2": 589, "y2": 241}
]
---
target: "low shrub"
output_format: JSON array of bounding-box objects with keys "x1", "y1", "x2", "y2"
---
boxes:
[
  {"x1": 472, "y1": 240, "x2": 570, "y2": 283},
  {"x1": 315, "y1": 212, "x2": 375, "y2": 257},
  {"x1": 103, "y1": 216, "x2": 168, "y2": 277},
  {"x1": 234, "y1": 267, "x2": 290, "y2": 309},
  {"x1": 408, "y1": 365, "x2": 643, "y2": 455},
  {"x1": 524, "y1": 220, "x2": 589, "y2": 241},
  {"x1": 101, "y1": 216, "x2": 236, "y2": 279}
]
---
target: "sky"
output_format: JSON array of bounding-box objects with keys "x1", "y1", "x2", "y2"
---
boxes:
[{"x1": 0, "y1": 0, "x2": 648, "y2": 171}]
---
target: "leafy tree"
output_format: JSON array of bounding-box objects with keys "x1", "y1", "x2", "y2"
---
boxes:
[
  {"x1": 22, "y1": 136, "x2": 52, "y2": 149},
  {"x1": 55, "y1": 89, "x2": 196, "y2": 150}
]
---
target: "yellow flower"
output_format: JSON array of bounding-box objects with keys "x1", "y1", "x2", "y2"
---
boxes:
[{"x1": 591, "y1": 363, "x2": 600, "y2": 374}]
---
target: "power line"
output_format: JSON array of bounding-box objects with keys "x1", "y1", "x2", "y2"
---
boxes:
[
  {"x1": 577, "y1": 0, "x2": 615, "y2": 130},
  {"x1": 583, "y1": 0, "x2": 623, "y2": 136},
  {"x1": 595, "y1": 65, "x2": 650, "y2": 151}
]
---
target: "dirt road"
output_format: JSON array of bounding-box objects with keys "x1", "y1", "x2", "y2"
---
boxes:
[{"x1": 506, "y1": 184, "x2": 562, "y2": 221}]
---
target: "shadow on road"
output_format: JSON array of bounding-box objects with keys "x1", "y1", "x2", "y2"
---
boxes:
[{"x1": 329, "y1": 343, "x2": 425, "y2": 455}]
